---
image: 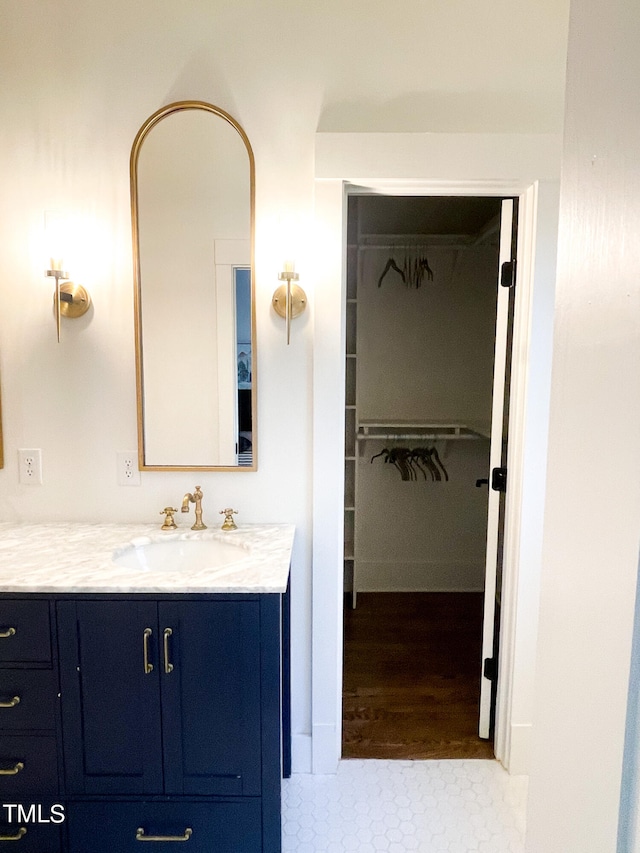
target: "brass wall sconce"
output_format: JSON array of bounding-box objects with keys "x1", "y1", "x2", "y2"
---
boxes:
[
  {"x1": 45, "y1": 262, "x2": 91, "y2": 343},
  {"x1": 44, "y1": 212, "x2": 91, "y2": 342},
  {"x1": 272, "y1": 261, "x2": 307, "y2": 345}
]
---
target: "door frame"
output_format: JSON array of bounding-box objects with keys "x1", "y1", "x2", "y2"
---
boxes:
[{"x1": 311, "y1": 145, "x2": 558, "y2": 775}]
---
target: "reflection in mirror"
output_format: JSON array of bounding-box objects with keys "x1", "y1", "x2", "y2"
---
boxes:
[{"x1": 131, "y1": 102, "x2": 256, "y2": 470}]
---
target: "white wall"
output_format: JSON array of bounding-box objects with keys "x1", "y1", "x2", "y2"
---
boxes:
[
  {"x1": 357, "y1": 246, "x2": 498, "y2": 425},
  {"x1": 0, "y1": 0, "x2": 569, "y2": 774},
  {"x1": 525, "y1": 0, "x2": 640, "y2": 850}
]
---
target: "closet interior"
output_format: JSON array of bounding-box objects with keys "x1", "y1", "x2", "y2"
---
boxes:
[{"x1": 342, "y1": 194, "x2": 504, "y2": 759}]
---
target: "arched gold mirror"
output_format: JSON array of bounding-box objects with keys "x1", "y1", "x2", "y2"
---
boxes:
[{"x1": 131, "y1": 101, "x2": 256, "y2": 470}]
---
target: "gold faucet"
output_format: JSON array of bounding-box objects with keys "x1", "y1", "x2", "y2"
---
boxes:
[{"x1": 181, "y1": 485, "x2": 207, "y2": 530}]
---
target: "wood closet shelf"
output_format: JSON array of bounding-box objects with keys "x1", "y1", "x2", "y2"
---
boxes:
[{"x1": 357, "y1": 419, "x2": 491, "y2": 441}]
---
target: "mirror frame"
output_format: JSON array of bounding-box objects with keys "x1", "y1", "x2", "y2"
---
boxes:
[
  {"x1": 0, "y1": 379, "x2": 3, "y2": 469},
  {"x1": 130, "y1": 101, "x2": 257, "y2": 471}
]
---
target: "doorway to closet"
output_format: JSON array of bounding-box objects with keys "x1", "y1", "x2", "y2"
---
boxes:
[{"x1": 342, "y1": 194, "x2": 512, "y2": 760}]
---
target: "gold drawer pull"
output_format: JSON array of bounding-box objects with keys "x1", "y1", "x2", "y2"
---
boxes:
[
  {"x1": 0, "y1": 696, "x2": 20, "y2": 708},
  {"x1": 0, "y1": 762, "x2": 24, "y2": 776},
  {"x1": 136, "y1": 827, "x2": 192, "y2": 843},
  {"x1": 0, "y1": 627, "x2": 16, "y2": 638},
  {"x1": 0, "y1": 826, "x2": 26, "y2": 841},
  {"x1": 143, "y1": 628, "x2": 153, "y2": 674},
  {"x1": 163, "y1": 627, "x2": 174, "y2": 674}
]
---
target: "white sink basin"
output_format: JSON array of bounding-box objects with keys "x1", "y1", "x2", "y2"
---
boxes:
[{"x1": 113, "y1": 538, "x2": 248, "y2": 572}]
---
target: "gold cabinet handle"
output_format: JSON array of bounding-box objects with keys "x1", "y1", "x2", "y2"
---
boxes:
[
  {"x1": 0, "y1": 696, "x2": 20, "y2": 708},
  {"x1": 0, "y1": 761, "x2": 24, "y2": 775},
  {"x1": 163, "y1": 628, "x2": 174, "y2": 674},
  {"x1": 0, "y1": 826, "x2": 26, "y2": 841},
  {"x1": 136, "y1": 827, "x2": 192, "y2": 843},
  {"x1": 143, "y1": 628, "x2": 153, "y2": 674},
  {"x1": 0, "y1": 627, "x2": 16, "y2": 638}
]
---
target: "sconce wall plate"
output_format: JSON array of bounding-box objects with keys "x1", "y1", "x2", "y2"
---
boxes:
[
  {"x1": 271, "y1": 283, "x2": 307, "y2": 320},
  {"x1": 55, "y1": 282, "x2": 91, "y2": 319},
  {"x1": 46, "y1": 268, "x2": 91, "y2": 342}
]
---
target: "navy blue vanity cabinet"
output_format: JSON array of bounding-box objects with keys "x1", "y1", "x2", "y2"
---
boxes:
[
  {"x1": 57, "y1": 594, "x2": 284, "y2": 853},
  {"x1": 0, "y1": 600, "x2": 62, "y2": 852}
]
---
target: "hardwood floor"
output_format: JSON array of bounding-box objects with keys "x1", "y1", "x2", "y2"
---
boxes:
[{"x1": 342, "y1": 592, "x2": 494, "y2": 760}]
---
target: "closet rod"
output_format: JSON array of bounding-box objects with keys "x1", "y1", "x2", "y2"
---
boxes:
[
  {"x1": 356, "y1": 240, "x2": 468, "y2": 250},
  {"x1": 357, "y1": 432, "x2": 481, "y2": 441}
]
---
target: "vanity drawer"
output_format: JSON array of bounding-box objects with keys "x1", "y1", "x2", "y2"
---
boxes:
[
  {"x1": 0, "y1": 671, "x2": 57, "y2": 730},
  {"x1": 0, "y1": 602, "x2": 51, "y2": 665},
  {"x1": 0, "y1": 735, "x2": 58, "y2": 797},
  {"x1": 0, "y1": 820, "x2": 62, "y2": 853},
  {"x1": 66, "y1": 799, "x2": 262, "y2": 853}
]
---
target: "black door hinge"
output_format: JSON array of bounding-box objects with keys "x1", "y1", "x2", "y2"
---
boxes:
[
  {"x1": 491, "y1": 467, "x2": 507, "y2": 492},
  {"x1": 484, "y1": 657, "x2": 497, "y2": 681},
  {"x1": 501, "y1": 259, "x2": 516, "y2": 288}
]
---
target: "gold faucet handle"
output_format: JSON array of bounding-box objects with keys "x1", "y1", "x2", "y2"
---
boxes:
[
  {"x1": 219, "y1": 508, "x2": 238, "y2": 531},
  {"x1": 160, "y1": 507, "x2": 179, "y2": 530}
]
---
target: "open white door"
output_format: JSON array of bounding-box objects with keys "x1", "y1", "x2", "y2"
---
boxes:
[{"x1": 478, "y1": 198, "x2": 517, "y2": 740}]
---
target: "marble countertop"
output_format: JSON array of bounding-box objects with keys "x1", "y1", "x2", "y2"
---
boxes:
[{"x1": 0, "y1": 522, "x2": 294, "y2": 594}]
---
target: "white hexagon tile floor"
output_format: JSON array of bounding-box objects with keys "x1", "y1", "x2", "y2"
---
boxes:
[{"x1": 282, "y1": 759, "x2": 527, "y2": 852}]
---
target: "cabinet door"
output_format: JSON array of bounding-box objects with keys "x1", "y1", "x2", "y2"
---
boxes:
[
  {"x1": 159, "y1": 600, "x2": 262, "y2": 796},
  {"x1": 57, "y1": 601, "x2": 163, "y2": 795}
]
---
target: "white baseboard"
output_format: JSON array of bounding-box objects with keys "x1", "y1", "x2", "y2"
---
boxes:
[
  {"x1": 291, "y1": 734, "x2": 312, "y2": 774},
  {"x1": 311, "y1": 723, "x2": 340, "y2": 774},
  {"x1": 507, "y1": 722, "x2": 532, "y2": 776},
  {"x1": 291, "y1": 728, "x2": 340, "y2": 775}
]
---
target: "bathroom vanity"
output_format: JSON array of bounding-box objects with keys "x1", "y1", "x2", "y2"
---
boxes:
[{"x1": 0, "y1": 522, "x2": 293, "y2": 853}]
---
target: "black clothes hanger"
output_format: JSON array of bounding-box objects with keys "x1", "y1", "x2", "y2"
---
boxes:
[
  {"x1": 429, "y1": 447, "x2": 449, "y2": 481},
  {"x1": 377, "y1": 258, "x2": 406, "y2": 288},
  {"x1": 417, "y1": 255, "x2": 434, "y2": 286},
  {"x1": 371, "y1": 445, "x2": 449, "y2": 482},
  {"x1": 415, "y1": 449, "x2": 436, "y2": 481},
  {"x1": 403, "y1": 251, "x2": 434, "y2": 288},
  {"x1": 377, "y1": 244, "x2": 434, "y2": 289},
  {"x1": 396, "y1": 447, "x2": 444, "y2": 481},
  {"x1": 374, "y1": 447, "x2": 413, "y2": 481},
  {"x1": 389, "y1": 448, "x2": 414, "y2": 481},
  {"x1": 370, "y1": 447, "x2": 390, "y2": 463},
  {"x1": 408, "y1": 450, "x2": 429, "y2": 481}
]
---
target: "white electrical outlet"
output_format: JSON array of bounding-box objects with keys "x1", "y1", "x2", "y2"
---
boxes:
[
  {"x1": 117, "y1": 452, "x2": 141, "y2": 486},
  {"x1": 18, "y1": 448, "x2": 43, "y2": 485}
]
